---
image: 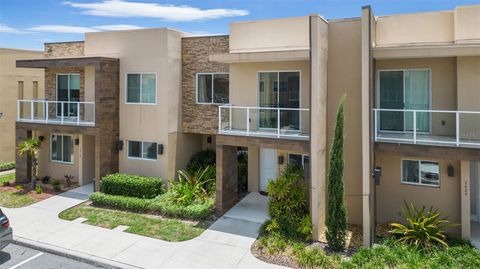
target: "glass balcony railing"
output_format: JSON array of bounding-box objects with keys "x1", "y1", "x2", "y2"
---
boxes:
[
  {"x1": 219, "y1": 105, "x2": 309, "y2": 140},
  {"x1": 373, "y1": 108, "x2": 480, "y2": 148},
  {"x1": 17, "y1": 100, "x2": 95, "y2": 126}
]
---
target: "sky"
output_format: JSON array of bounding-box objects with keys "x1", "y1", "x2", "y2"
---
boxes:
[{"x1": 0, "y1": 0, "x2": 478, "y2": 50}]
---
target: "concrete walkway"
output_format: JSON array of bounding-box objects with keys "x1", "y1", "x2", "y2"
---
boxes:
[{"x1": 2, "y1": 184, "x2": 285, "y2": 269}]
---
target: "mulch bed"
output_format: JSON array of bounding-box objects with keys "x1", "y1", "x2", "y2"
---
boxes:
[
  {"x1": 251, "y1": 224, "x2": 364, "y2": 268},
  {"x1": 0, "y1": 180, "x2": 79, "y2": 203}
]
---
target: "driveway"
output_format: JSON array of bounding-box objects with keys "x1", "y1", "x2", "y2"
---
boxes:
[{"x1": 2, "y1": 185, "x2": 285, "y2": 269}]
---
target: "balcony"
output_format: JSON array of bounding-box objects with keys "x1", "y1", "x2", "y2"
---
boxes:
[
  {"x1": 373, "y1": 108, "x2": 480, "y2": 148},
  {"x1": 17, "y1": 100, "x2": 95, "y2": 126},
  {"x1": 219, "y1": 105, "x2": 309, "y2": 140}
]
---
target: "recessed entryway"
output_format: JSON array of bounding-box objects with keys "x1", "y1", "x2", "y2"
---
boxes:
[{"x1": 259, "y1": 148, "x2": 278, "y2": 192}]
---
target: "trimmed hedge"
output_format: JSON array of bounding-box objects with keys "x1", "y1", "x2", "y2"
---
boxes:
[
  {"x1": 89, "y1": 192, "x2": 214, "y2": 220},
  {"x1": 0, "y1": 162, "x2": 15, "y2": 171},
  {"x1": 101, "y1": 173, "x2": 164, "y2": 199}
]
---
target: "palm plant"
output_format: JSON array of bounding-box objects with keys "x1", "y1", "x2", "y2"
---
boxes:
[
  {"x1": 17, "y1": 137, "x2": 42, "y2": 183},
  {"x1": 389, "y1": 201, "x2": 457, "y2": 250},
  {"x1": 170, "y1": 166, "x2": 215, "y2": 205}
]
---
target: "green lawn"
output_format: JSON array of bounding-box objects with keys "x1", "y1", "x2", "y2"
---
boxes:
[
  {"x1": 0, "y1": 173, "x2": 15, "y2": 185},
  {"x1": 59, "y1": 205, "x2": 209, "y2": 241},
  {"x1": 0, "y1": 173, "x2": 37, "y2": 208}
]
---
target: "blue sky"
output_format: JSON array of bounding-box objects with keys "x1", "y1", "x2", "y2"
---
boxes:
[{"x1": 0, "y1": 0, "x2": 478, "y2": 50}]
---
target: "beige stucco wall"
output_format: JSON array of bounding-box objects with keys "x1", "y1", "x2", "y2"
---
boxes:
[
  {"x1": 376, "y1": 57, "x2": 458, "y2": 137},
  {"x1": 84, "y1": 28, "x2": 186, "y2": 180},
  {"x1": 454, "y1": 5, "x2": 480, "y2": 43},
  {"x1": 37, "y1": 132, "x2": 80, "y2": 181},
  {"x1": 375, "y1": 152, "x2": 461, "y2": 231},
  {"x1": 457, "y1": 56, "x2": 480, "y2": 140},
  {"x1": 327, "y1": 19, "x2": 363, "y2": 225},
  {"x1": 229, "y1": 16, "x2": 309, "y2": 53},
  {"x1": 375, "y1": 11, "x2": 454, "y2": 46},
  {"x1": 0, "y1": 48, "x2": 44, "y2": 163},
  {"x1": 375, "y1": 5, "x2": 480, "y2": 46}
]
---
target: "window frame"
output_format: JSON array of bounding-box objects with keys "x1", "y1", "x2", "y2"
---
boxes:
[
  {"x1": 287, "y1": 153, "x2": 309, "y2": 178},
  {"x1": 400, "y1": 158, "x2": 440, "y2": 188},
  {"x1": 126, "y1": 140, "x2": 158, "y2": 161},
  {"x1": 195, "y1": 72, "x2": 230, "y2": 105},
  {"x1": 50, "y1": 134, "x2": 74, "y2": 164},
  {"x1": 125, "y1": 72, "x2": 158, "y2": 105}
]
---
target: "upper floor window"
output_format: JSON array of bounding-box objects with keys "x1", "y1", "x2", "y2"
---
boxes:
[
  {"x1": 127, "y1": 140, "x2": 157, "y2": 160},
  {"x1": 126, "y1": 73, "x2": 156, "y2": 104},
  {"x1": 51, "y1": 134, "x2": 74, "y2": 164},
  {"x1": 401, "y1": 159, "x2": 439, "y2": 187},
  {"x1": 196, "y1": 73, "x2": 229, "y2": 104}
]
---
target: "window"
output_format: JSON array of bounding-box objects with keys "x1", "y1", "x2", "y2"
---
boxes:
[
  {"x1": 57, "y1": 74, "x2": 80, "y2": 116},
  {"x1": 196, "y1": 73, "x2": 229, "y2": 104},
  {"x1": 126, "y1": 73, "x2": 156, "y2": 104},
  {"x1": 288, "y1": 154, "x2": 310, "y2": 178},
  {"x1": 127, "y1": 141, "x2": 157, "y2": 160},
  {"x1": 401, "y1": 159, "x2": 439, "y2": 187},
  {"x1": 51, "y1": 135, "x2": 74, "y2": 163}
]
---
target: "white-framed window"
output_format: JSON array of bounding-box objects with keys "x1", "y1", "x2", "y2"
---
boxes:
[
  {"x1": 51, "y1": 134, "x2": 74, "y2": 164},
  {"x1": 288, "y1": 153, "x2": 310, "y2": 178},
  {"x1": 126, "y1": 73, "x2": 157, "y2": 104},
  {"x1": 196, "y1": 73, "x2": 229, "y2": 104},
  {"x1": 127, "y1": 140, "x2": 157, "y2": 160},
  {"x1": 401, "y1": 159, "x2": 440, "y2": 187}
]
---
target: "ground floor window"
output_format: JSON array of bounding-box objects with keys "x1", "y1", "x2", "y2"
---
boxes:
[
  {"x1": 127, "y1": 140, "x2": 157, "y2": 160},
  {"x1": 401, "y1": 159, "x2": 439, "y2": 187},
  {"x1": 288, "y1": 154, "x2": 310, "y2": 178},
  {"x1": 51, "y1": 134, "x2": 74, "y2": 163}
]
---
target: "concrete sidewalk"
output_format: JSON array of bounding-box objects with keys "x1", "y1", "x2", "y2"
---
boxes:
[{"x1": 2, "y1": 184, "x2": 285, "y2": 269}]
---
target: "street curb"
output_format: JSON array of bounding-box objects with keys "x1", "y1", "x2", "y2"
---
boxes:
[{"x1": 13, "y1": 236, "x2": 142, "y2": 269}]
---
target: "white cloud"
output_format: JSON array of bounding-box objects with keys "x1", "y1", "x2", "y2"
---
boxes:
[
  {"x1": 0, "y1": 24, "x2": 30, "y2": 34},
  {"x1": 63, "y1": 0, "x2": 249, "y2": 21},
  {"x1": 27, "y1": 24, "x2": 143, "y2": 34},
  {"x1": 27, "y1": 25, "x2": 100, "y2": 34},
  {"x1": 93, "y1": 24, "x2": 143, "y2": 31}
]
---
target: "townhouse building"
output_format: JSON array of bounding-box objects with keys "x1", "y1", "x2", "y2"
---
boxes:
[
  {"x1": 0, "y1": 48, "x2": 44, "y2": 163},
  {"x1": 13, "y1": 4, "x2": 480, "y2": 247}
]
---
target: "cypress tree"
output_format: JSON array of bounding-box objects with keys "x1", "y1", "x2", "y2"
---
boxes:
[{"x1": 326, "y1": 95, "x2": 347, "y2": 251}]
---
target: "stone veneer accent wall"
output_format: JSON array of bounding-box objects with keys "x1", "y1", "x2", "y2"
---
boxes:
[
  {"x1": 44, "y1": 42, "x2": 84, "y2": 58},
  {"x1": 182, "y1": 35, "x2": 229, "y2": 134},
  {"x1": 45, "y1": 67, "x2": 85, "y2": 102}
]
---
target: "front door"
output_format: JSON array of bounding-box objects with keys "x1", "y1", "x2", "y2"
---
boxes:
[
  {"x1": 378, "y1": 70, "x2": 430, "y2": 132},
  {"x1": 471, "y1": 161, "x2": 480, "y2": 222},
  {"x1": 260, "y1": 148, "x2": 278, "y2": 192}
]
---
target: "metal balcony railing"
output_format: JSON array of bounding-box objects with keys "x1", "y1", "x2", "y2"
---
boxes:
[
  {"x1": 373, "y1": 108, "x2": 480, "y2": 148},
  {"x1": 219, "y1": 105, "x2": 309, "y2": 140},
  {"x1": 17, "y1": 100, "x2": 95, "y2": 126}
]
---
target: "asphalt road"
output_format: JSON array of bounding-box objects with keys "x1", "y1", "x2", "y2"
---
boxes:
[{"x1": 0, "y1": 243, "x2": 105, "y2": 269}]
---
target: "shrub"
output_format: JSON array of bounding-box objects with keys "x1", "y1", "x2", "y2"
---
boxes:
[
  {"x1": 326, "y1": 95, "x2": 347, "y2": 252},
  {"x1": 52, "y1": 179, "x2": 61, "y2": 192},
  {"x1": 266, "y1": 164, "x2": 309, "y2": 239},
  {"x1": 294, "y1": 247, "x2": 334, "y2": 268},
  {"x1": 151, "y1": 192, "x2": 214, "y2": 219},
  {"x1": 0, "y1": 162, "x2": 15, "y2": 171},
  {"x1": 16, "y1": 185, "x2": 24, "y2": 190},
  {"x1": 64, "y1": 174, "x2": 74, "y2": 186},
  {"x1": 89, "y1": 192, "x2": 214, "y2": 220},
  {"x1": 101, "y1": 173, "x2": 165, "y2": 199},
  {"x1": 186, "y1": 149, "x2": 216, "y2": 173},
  {"x1": 35, "y1": 185, "x2": 43, "y2": 194},
  {"x1": 90, "y1": 192, "x2": 152, "y2": 212},
  {"x1": 389, "y1": 201, "x2": 456, "y2": 250},
  {"x1": 41, "y1": 175, "x2": 51, "y2": 184},
  {"x1": 169, "y1": 166, "x2": 215, "y2": 205}
]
